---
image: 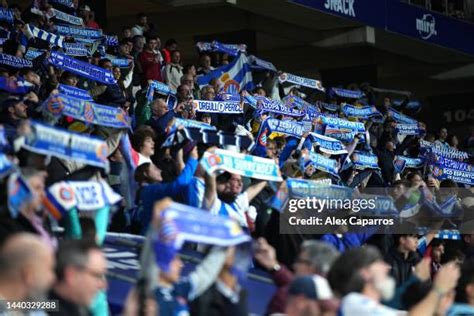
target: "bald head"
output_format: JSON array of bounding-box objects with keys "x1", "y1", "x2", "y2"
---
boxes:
[{"x1": 0, "y1": 233, "x2": 55, "y2": 300}]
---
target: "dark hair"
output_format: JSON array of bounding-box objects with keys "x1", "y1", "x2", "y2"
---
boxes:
[
  {"x1": 131, "y1": 126, "x2": 155, "y2": 152},
  {"x1": 55, "y1": 239, "x2": 100, "y2": 281},
  {"x1": 393, "y1": 234, "x2": 418, "y2": 248},
  {"x1": 165, "y1": 38, "x2": 178, "y2": 47},
  {"x1": 137, "y1": 12, "x2": 147, "y2": 19},
  {"x1": 455, "y1": 258, "x2": 474, "y2": 303},
  {"x1": 183, "y1": 64, "x2": 195, "y2": 75},
  {"x1": 392, "y1": 179, "x2": 411, "y2": 188},
  {"x1": 440, "y1": 179, "x2": 458, "y2": 189},
  {"x1": 59, "y1": 71, "x2": 77, "y2": 84},
  {"x1": 327, "y1": 246, "x2": 382, "y2": 297},
  {"x1": 406, "y1": 171, "x2": 422, "y2": 182},
  {"x1": 134, "y1": 163, "x2": 152, "y2": 184},
  {"x1": 98, "y1": 58, "x2": 112, "y2": 68}
]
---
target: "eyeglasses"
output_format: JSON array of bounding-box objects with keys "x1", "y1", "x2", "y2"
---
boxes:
[{"x1": 78, "y1": 267, "x2": 107, "y2": 281}]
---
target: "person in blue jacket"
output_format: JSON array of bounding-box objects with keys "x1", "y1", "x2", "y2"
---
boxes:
[{"x1": 137, "y1": 145, "x2": 198, "y2": 234}]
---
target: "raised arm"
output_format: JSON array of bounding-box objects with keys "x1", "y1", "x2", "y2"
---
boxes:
[{"x1": 246, "y1": 180, "x2": 268, "y2": 201}]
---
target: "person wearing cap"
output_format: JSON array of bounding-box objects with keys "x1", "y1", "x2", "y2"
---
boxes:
[{"x1": 286, "y1": 275, "x2": 337, "y2": 316}]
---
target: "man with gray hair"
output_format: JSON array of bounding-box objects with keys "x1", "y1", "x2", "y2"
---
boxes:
[
  {"x1": 254, "y1": 238, "x2": 340, "y2": 315},
  {"x1": 49, "y1": 239, "x2": 107, "y2": 316},
  {"x1": 0, "y1": 233, "x2": 56, "y2": 313}
]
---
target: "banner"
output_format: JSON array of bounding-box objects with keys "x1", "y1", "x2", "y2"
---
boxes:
[
  {"x1": 200, "y1": 148, "x2": 283, "y2": 181},
  {"x1": 0, "y1": 77, "x2": 33, "y2": 94},
  {"x1": 152, "y1": 201, "x2": 251, "y2": 271},
  {"x1": 20, "y1": 121, "x2": 109, "y2": 169},
  {"x1": 55, "y1": 24, "x2": 103, "y2": 38},
  {"x1": 43, "y1": 92, "x2": 130, "y2": 129},
  {"x1": 58, "y1": 84, "x2": 93, "y2": 101},
  {"x1": 192, "y1": 100, "x2": 243, "y2": 114},
  {"x1": 174, "y1": 118, "x2": 216, "y2": 131},
  {"x1": 429, "y1": 155, "x2": 474, "y2": 186},
  {"x1": 351, "y1": 151, "x2": 380, "y2": 170},
  {"x1": 44, "y1": 180, "x2": 121, "y2": 219},
  {"x1": 248, "y1": 55, "x2": 277, "y2": 72},
  {"x1": 50, "y1": 8, "x2": 83, "y2": 25},
  {"x1": 283, "y1": 95, "x2": 312, "y2": 111},
  {"x1": 196, "y1": 41, "x2": 247, "y2": 55},
  {"x1": 320, "y1": 115, "x2": 366, "y2": 133},
  {"x1": 105, "y1": 54, "x2": 130, "y2": 68},
  {"x1": 388, "y1": 107, "x2": 418, "y2": 124},
  {"x1": 8, "y1": 173, "x2": 32, "y2": 219},
  {"x1": 27, "y1": 24, "x2": 65, "y2": 48},
  {"x1": 105, "y1": 35, "x2": 119, "y2": 47},
  {"x1": 278, "y1": 72, "x2": 325, "y2": 92},
  {"x1": 310, "y1": 133, "x2": 348, "y2": 155},
  {"x1": 341, "y1": 103, "x2": 382, "y2": 120},
  {"x1": 420, "y1": 140, "x2": 469, "y2": 161},
  {"x1": 286, "y1": 178, "x2": 333, "y2": 199},
  {"x1": 0, "y1": 53, "x2": 33, "y2": 69},
  {"x1": 257, "y1": 96, "x2": 306, "y2": 117},
  {"x1": 301, "y1": 152, "x2": 339, "y2": 177},
  {"x1": 49, "y1": 51, "x2": 117, "y2": 85},
  {"x1": 288, "y1": 181, "x2": 352, "y2": 201},
  {"x1": 146, "y1": 80, "x2": 176, "y2": 102},
  {"x1": 330, "y1": 87, "x2": 364, "y2": 99}
]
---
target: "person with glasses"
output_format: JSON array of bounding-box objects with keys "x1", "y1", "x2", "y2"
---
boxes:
[{"x1": 49, "y1": 239, "x2": 107, "y2": 316}]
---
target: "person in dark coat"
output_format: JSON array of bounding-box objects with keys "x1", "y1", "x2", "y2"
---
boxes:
[{"x1": 384, "y1": 234, "x2": 421, "y2": 286}]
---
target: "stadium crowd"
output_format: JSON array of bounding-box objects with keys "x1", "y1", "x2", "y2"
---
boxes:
[{"x1": 0, "y1": 1, "x2": 473, "y2": 316}]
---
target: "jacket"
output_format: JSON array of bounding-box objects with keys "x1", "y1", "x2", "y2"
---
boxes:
[{"x1": 384, "y1": 248, "x2": 421, "y2": 286}]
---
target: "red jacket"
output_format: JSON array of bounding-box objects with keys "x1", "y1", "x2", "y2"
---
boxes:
[{"x1": 138, "y1": 50, "x2": 162, "y2": 82}]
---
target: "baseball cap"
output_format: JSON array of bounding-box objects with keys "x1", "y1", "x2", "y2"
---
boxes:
[{"x1": 288, "y1": 275, "x2": 334, "y2": 300}]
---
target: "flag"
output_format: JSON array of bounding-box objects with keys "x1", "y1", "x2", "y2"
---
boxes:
[{"x1": 196, "y1": 53, "x2": 254, "y2": 94}]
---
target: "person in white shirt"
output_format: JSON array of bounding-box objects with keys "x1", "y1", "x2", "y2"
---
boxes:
[
  {"x1": 434, "y1": 127, "x2": 450, "y2": 149},
  {"x1": 203, "y1": 168, "x2": 267, "y2": 230},
  {"x1": 164, "y1": 50, "x2": 183, "y2": 90},
  {"x1": 131, "y1": 12, "x2": 150, "y2": 37}
]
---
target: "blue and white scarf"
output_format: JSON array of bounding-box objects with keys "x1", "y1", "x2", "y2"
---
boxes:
[
  {"x1": 0, "y1": 77, "x2": 33, "y2": 94},
  {"x1": 20, "y1": 121, "x2": 110, "y2": 170},
  {"x1": 193, "y1": 100, "x2": 243, "y2": 114},
  {"x1": 356, "y1": 194, "x2": 398, "y2": 217},
  {"x1": 200, "y1": 148, "x2": 282, "y2": 181},
  {"x1": 49, "y1": 0, "x2": 75, "y2": 8},
  {"x1": 243, "y1": 94, "x2": 258, "y2": 108},
  {"x1": 50, "y1": 8, "x2": 83, "y2": 26},
  {"x1": 174, "y1": 118, "x2": 216, "y2": 131},
  {"x1": 429, "y1": 155, "x2": 474, "y2": 186},
  {"x1": 323, "y1": 125, "x2": 358, "y2": 143},
  {"x1": 283, "y1": 95, "x2": 312, "y2": 111},
  {"x1": 393, "y1": 156, "x2": 425, "y2": 174},
  {"x1": 63, "y1": 42, "x2": 89, "y2": 57},
  {"x1": 310, "y1": 133, "x2": 348, "y2": 155},
  {"x1": 0, "y1": 153, "x2": 13, "y2": 179},
  {"x1": 248, "y1": 55, "x2": 277, "y2": 72},
  {"x1": 320, "y1": 115, "x2": 366, "y2": 133},
  {"x1": 395, "y1": 123, "x2": 425, "y2": 135},
  {"x1": 196, "y1": 41, "x2": 246, "y2": 55},
  {"x1": 318, "y1": 101, "x2": 339, "y2": 112},
  {"x1": 257, "y1": 96, "x2": 305, "y2": 117},
  {"x1": 105, "y1": 35, "x2": 119, "y2": 47},
  {"x1": 393, "y1": 99, "x2": 421, "y2": 110},
  {"x1": 301, "y1": 152, "x2": 339, "y2": 177},
  {"x1": 24, "y1": 48, "x2": 46, "y2": 61},
  {"x1": 420, "y1": 187, "x2": 459, "y2": 218},
  {"x1": 153, "y1": 201, "x2": 251, "y2": 272},
  {"x1": 279, "y1": 72, "x2": 325, "y2": 91},
  {"x1": 46, "y1": 180, "x2": 121, "y2": 214},
  {"x1": 262, "y1": 118, "x2": 307, "y2": 138},
  {"x1": 0, "y1": 8, "x2": 14, "y2": 23},
  {"x1": 146, "y1": 80, "x2": 176, "y2": 102},
  {"x1": 56, "y1": 24, "x2": 103, "y2": 38},
  {"x1": 288, "y1": 181, "x2": 352, "y2": 200},
  {"x1": 330, "y1": 87, "x2": 364, "y2": 99},
  {"x1": 8, "y1": 173, "x2": 32, "y2": 219},
  {"x1": 341, "y1": 103, "x2": 382, "y2": 120},
  {"x1": 420, "y1": 140, "x2": 469, "y2": 161},
  {"x1": 43, "y1": 92, "x2": 130, "y2": 129},
  {"x1": 0, "y1": 53, "x2": 33, "y2": 68},
  {"x1": 104, "y1": 54, "x2": 130, "y2": 68},
  {"x1": 58, "y1": 84, "x2": 93, "y2": 100},
  {"x1": 303, "y1": 105, "x2": 321, "y2": 122},
  {"x1": 350, "y1": 151, "x2": 380, "y2": 170},
  {"x1": 49, "y1": 51, "x2": 117, "y2": 85},
  {"x1": 27, "y1": 24, "x2": 65, "y2": 48},
  {"x1": 388, "y1": 107, "x2": 418, "y2": 124}
]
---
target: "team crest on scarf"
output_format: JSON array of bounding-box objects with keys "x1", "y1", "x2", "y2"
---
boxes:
[
  {"x1": 258, "y1": 128, "x2": 268, "y2": 146},
  {"x1": 432, "y1": 166, "x2": 443, "y2": 177},
  {"x1": 96, "y1": 143, "x2": 109, "y2": 162},
  {"x1": 84, "y1": 102, "x2": 95, "y2": 122},
  {"x1": 222, "y1": 77, "x2": 240, "y2": 94},
  {"x1": 59, "y1": 185, "x2": 75, "y2": 202},
  {"x1": 207, "y1": 154, "x2": 223, "y2": 167},
  {"x1": 46, "y1": 95, "x2": 65, "y2": 114}
]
